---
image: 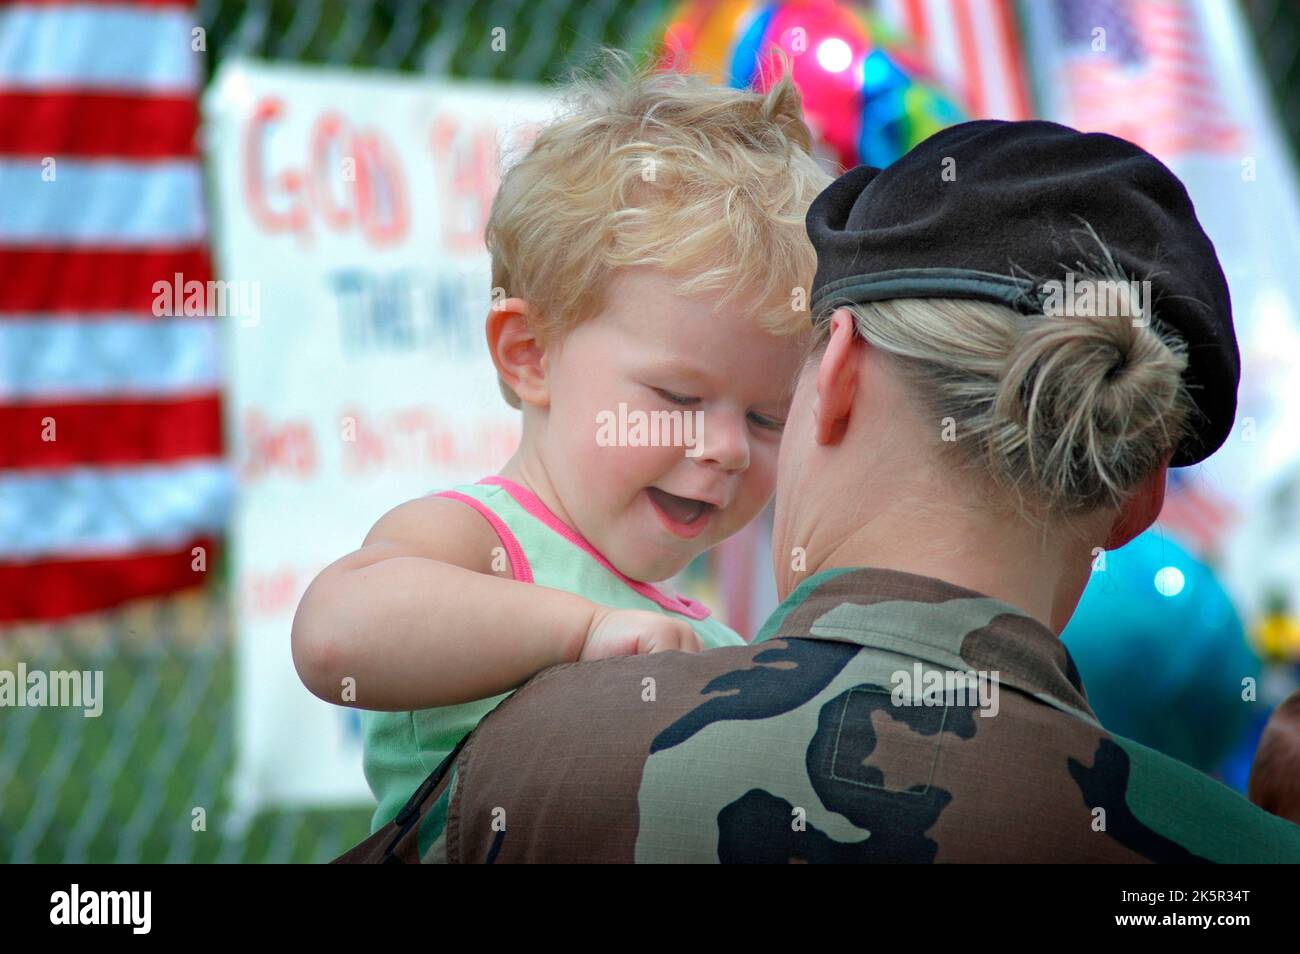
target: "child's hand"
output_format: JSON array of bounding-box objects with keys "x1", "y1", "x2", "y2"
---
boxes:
[{"x1": 580, "y1": 607, "x2": 703, "y2": 660}]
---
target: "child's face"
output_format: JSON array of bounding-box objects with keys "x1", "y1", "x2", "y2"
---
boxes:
[{"x1": 539, "y1": 266, "x2": 806, "y2": 583}]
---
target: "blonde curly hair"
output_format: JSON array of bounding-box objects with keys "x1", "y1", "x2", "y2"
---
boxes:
[{"x1": 486, "y1": 47, "x2": 833, "y2": 408}]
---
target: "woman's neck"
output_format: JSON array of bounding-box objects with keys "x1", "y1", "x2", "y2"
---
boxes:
[
  {"x1": 822, "y1": 518, "x2": 1083, "y2": 633},
  {"x1": 787, "y1": 465, "x2": 1101, "y2": 634}
]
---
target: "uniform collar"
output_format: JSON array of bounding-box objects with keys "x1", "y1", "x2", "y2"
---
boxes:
[{"x1": 753, "y1": 566, "x2": 1097, "y2": 724}]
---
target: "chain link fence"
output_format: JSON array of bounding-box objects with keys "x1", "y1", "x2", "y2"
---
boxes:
[
  {"x1": 3, "y1": 0, "x2": 1297, "y2": 864},
  {"x1": 195, "y1": 0, "x2": 671, "y2": 81}
]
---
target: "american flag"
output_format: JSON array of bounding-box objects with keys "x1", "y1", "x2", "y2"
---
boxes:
[
  {"x1": 0, "y1": 0, "x2": 231, "y2": 622},
  {"x1": 1156, "y1": 468, "x2": 1239, "y2": 557},
  {"x1": 1030, "y1": 0, "x2": 1246, "y2": 555},
  {"x1": 875, "y1": 0, "x2": 1033, "y2": 120},
  {"x1": 1049, "y1": 0, "x2": 1242, "y2": 157}
]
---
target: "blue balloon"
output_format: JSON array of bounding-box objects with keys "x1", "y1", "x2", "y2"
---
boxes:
[
  {"x1": 1062, "y1": 530, "x2": 1260, "y2": 777},
  {"x1": 727, "y1": 4, "x2": 776, "y2": 91}
]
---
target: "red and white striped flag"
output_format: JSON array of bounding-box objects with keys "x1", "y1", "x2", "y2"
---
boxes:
[
  {"x1": 1155, "y1": 469, "x2": 1239, "y2": 557},
  {"x1": 1014, "y1": 0, "x2": 1292, "y2": 561},
  {"x1": 1029, "y1": 0, "x2": 1242, "y2": 158},
  {"x1": 0, "y1": 0, "x2": 230, "y2": 622},
  {"x1": 875, "y1": 0, "x2": 1033, "y2": 120}
]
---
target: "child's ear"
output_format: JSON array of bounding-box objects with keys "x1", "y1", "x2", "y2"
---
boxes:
[{"x1": 486, "y1": 298, "x2": 550, "y2": 407}]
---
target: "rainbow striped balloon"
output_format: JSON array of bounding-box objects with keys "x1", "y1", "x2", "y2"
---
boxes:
[{"x1": 656, "y1": 0, "x2": 964, "y2": 169}]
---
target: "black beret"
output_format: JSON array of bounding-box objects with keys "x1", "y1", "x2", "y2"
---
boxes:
[{"x1": 805, "y1": 119, "x2": 1239, "y2": 467}]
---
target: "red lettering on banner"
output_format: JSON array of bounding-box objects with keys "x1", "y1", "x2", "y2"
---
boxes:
[
  {"x1": 242, "y1": 98, "x2": 410, "y2": 247},
  {"x1": 429, "y1": 114, "x2": 500, "y2": 255},
  {"x1": 241, "y1": 409, "x2": 319, "y2": 481},
  {"x1": 244, "y1": 97, "x2": 308, "y2": 237},
  {"x1": 310, "y1": 111, "x2": 353, "y2": 231},
  {"x1": 349, "y1": 128, "x2": 410, "y2": 245},
  {"x1": 340, "y1": 405, "x2": 520, "y2": 475},
  {"x1": 242, "y1": 567, "x2": 306, "y2": 619}
]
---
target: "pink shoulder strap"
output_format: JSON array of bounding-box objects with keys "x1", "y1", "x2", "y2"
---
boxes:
[
  {"x1": 478, "y1": 476, "x2": 711, "y2": 621},
  {"x1": 431, "y1": 489, "x2": 534, "y2": 584}
]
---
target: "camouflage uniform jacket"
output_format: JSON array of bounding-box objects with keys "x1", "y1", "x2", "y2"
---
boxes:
[{"x1": 334, "y1": 566, "x2": 1300, "y2": 863}]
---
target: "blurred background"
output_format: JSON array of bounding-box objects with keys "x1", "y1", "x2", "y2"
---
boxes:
[{"x1": 2, "y1": 0, "x2": 1300, "y2": 862}]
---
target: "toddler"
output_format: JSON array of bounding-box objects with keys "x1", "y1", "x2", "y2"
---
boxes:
[{"x1": 292, "y1": 51, "x2": 832, "y2": 832}]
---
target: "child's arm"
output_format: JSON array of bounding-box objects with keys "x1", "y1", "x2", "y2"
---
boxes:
[{"x1": 291, "y1": 495, "x2": 700, "y2": 711}]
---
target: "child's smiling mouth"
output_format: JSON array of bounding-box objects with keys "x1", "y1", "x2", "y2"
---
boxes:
[{"x1": 645, "y1": 486, "x2": 717, "y2": 539}]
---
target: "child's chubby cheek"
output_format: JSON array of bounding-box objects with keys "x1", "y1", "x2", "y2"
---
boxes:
[
  {"x1": 727, "y1": 470, "x2": 776, "y2": 533},
  {"x1": 583, "y1": 445, "x2": 657, "y2": 510}
]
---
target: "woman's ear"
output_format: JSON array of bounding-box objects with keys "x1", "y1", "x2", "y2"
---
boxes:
[
  {"x1": 814, "y1": 308, "x2": 860, "y2": 445},
  {"x1": 486, "y1": 298, "x2": 550, "y2": 407},
  {"x1": 1105, "y1": 455, "x2": 1170, "y2": 550}
]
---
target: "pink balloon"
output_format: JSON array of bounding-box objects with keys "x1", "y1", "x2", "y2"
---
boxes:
[{"x1": 753, "y1": 1, "x2": 872, "y2": 169}]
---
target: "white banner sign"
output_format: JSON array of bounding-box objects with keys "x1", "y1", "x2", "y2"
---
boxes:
[{"x1": 203, "y1": 61, "x2": 557, "y2": 820}]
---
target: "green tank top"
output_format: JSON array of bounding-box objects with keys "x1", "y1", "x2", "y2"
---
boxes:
[{"x1": 361, "y1": 475, "x2": 745, "y2": 832}]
